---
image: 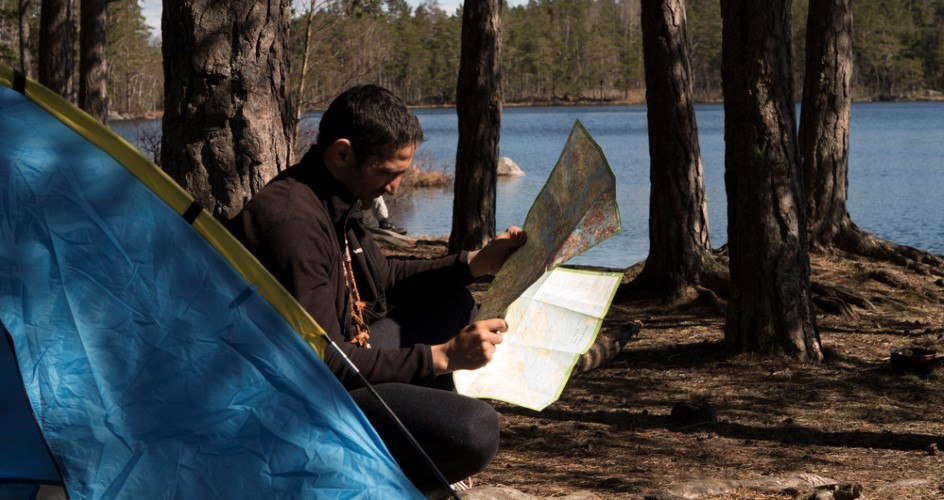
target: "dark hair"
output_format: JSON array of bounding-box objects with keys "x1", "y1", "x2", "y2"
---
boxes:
[{"x1": 317, "y1": 85, "x2": 424, "y2": 161}]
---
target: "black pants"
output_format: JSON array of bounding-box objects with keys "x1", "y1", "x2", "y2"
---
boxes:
[{"x1": 350, "y1": 287, "x2": 499, "y2": 491}]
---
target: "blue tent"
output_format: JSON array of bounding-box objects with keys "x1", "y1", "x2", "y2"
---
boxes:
[{"x1": 0, "y1": 65, "x2": 422, "y2": 499}]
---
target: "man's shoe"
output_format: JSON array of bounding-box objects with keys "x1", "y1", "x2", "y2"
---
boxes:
[
  {"x1": 378, "y1": 218, "x2": 408, "y2": 235},
  {"x1": 450, "y1": 477, "x2": 473, "y2": 492}
]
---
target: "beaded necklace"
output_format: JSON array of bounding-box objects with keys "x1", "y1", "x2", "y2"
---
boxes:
[{"x1": 343, "y1": 235, "x2": 371, "y2": 348}]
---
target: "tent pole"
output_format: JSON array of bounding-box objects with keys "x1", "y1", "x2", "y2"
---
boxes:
[{"x1": 325, "y1": 339, "x2": 461, "y2": 500}]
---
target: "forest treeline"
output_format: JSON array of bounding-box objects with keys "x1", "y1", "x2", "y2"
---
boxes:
[{"x1": 1, "y1": 0, "x2": 942, "y2": 117}]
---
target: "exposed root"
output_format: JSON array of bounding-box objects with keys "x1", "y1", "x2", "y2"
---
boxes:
[
  {"x1": 827, "y1": 224, "x2": 944, "y2": 277},
  {"x1": 695, "y1": 285, "x2": 726, "y2": 315},
  {"x1": 575, "y1": 321, "x2": 642, "y2": 374},
  {"x1": 810, "y1": 281, "x2": 876, "y2": 319}
]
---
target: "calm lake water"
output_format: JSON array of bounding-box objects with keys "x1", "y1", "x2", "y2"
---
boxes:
[{"x1": 114, "y1": 102, "x2": 944, "y2": 269}]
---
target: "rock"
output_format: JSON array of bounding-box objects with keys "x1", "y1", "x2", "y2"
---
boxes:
[
  {"x1": 873, "y1": 479, "x2": 939, "y2": 498},
  {"x1": 438, "y1": 486, "x2": 598, "y2": 500},
  {"x1": 662, "y1": 479, "x2": 743, "y2": 499},
  {"x1": 653, "y1": 474, "x2": 845, "y2": 499},
  {"x1": 498, "y1": 157, "x2": 525, "y2": 176}
]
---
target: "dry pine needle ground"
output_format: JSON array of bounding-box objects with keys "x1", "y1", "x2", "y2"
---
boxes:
[{"x1": 383, "y1": 238, "x2": 944, "y2": 499}]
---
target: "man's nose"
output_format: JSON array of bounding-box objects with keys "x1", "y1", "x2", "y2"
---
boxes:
[{"x1": 385, "y1": 177, "x2": 402, "y2": 195}]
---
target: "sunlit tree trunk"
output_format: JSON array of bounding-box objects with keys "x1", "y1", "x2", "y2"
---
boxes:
[
  {"x1": 79, "y1": 0, "x2": 108, "y2": 123},
  {"x1": 161, "y1": 0, "x2": 295, "y2": 221},
  {"x1": 721, "y1": 0, "x2": 822, "y2": 361},
  {"x1": 450, "y1": 0, "x2": 502, "y2": 252},
  {"x1": 38, "y1": 0, "x2": 75, "y2": 100},
  {"x1": 635, "y1": 0, "x2": 712, "y2": 302}
]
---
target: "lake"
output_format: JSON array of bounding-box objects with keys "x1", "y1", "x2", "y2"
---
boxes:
[{"x1": 114, "y1": 101, "x2": 944, "y2": 269}]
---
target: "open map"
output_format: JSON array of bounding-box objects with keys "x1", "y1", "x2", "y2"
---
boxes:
[{"x1": 454, "y1": 121, "x2": 622, "y2": 411}]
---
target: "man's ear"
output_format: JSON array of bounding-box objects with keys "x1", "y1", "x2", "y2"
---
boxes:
[{"x1": 324, "y1": 139, "x2": 355, "y2": 169}]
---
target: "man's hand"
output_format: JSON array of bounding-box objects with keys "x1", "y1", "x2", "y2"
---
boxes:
[
  {"x1": 468, "y1": 226, "x2": 527, "y2": 278},
  {"x1": 430, "y1": 318, "x2": 508, "y2": 375}
]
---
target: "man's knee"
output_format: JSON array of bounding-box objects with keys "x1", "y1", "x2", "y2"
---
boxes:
[{"x1": 444, "y1": 399, "x2": 500, "y2": 475}]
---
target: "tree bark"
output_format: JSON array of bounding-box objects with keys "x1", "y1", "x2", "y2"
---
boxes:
[
  {"x1": 18, "y1": 0, "x2": 32, "y2": 77},
  {"x1": 800, "y1": 0, "x2": 853, "y2": 249},
  {"x1": 634, "y1": 0, "x2": 712, "y2": 302},
  {"x1": 449, "y1": 0, "x2": 502, "y2": 252},
  {"x1": 161, "y1": 0, "x2": 296, "y2": 221},
  {"x1": 799, "y1": 0, "x2": 943, "y2": 275},
  {"x1": 38, "y1": 0, "x2": 75, "y2": 100},
  {"x1": 79, "y1": 0, "x2": 108, "y2": 123},
  {"x1": 720, "y1": 0, "x2": 822, "y2": 361}
]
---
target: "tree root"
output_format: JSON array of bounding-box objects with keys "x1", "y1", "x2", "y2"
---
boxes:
[
  {"x1": 608, "y1": 227, "x2": 943, "y2": 356},
  {"x1": 802, "y1": 221, "x2": 944, "y2": 314},
  {"x1": 827, "y1": 223, "x2": 944, "y2": 277},
  {"x1": 696, "y1": 285, "x2": 726, "y2": 315},
  {"x1": 575, "y1": 321, "x2": 642, "y2": 374},
  {"x1": 810, "y1": 281, "x2": 876, "y2": 319}
]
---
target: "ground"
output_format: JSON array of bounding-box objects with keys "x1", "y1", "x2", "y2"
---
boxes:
[{"x1": 381, "y1": 237, "x2": 944, "y2": 499}]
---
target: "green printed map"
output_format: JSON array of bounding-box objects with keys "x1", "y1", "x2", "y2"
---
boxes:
[
  {"x1": 455, "y1": 268, "x2": 621, "y2": 410},
  {"x1": 455, "y1": 121, "x2": 622, "y2": 410}
]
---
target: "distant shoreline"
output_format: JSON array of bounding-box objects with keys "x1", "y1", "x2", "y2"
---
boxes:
[{"x1": 110, "y1": 91, "x2": 943, "y2": 121}]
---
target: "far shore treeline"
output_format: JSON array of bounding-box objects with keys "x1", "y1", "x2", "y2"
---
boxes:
[{"x1": 1, "y1": 0, "x2": 942, "y2": 119}]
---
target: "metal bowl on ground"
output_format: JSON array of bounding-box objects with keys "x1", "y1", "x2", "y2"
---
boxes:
[{"x1": 890, "y1": 347, "x2": 942, "y2": 375}]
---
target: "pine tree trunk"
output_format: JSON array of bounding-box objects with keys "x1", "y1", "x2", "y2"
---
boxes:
[
  {"x1": 79, "y1": 0, "x2": 108, "y2": 123},
  {"x1": 160, "y1": 0, "x2": 295, "y2": 221},
  {"x1": 450, "y1": 0, "x2": 502, "y2": 252},
  {"x1": 18, "y1": 0, "x2": 32, "y2": 77},
  {"x1": 798, "y1": 0, "x2": 943, "y2": 275},
  {"x1": 38, "y1": 0, "x2": 75, "y2": 100},
  {"x1": 635, "y1": 0, "x2": 712, "y2": 302},
  {"x1": 720, "y1": 0, "x2": 822, "y2": 361},
  {"x1": 800, "y1": 0, "x2": 853, "y2": 249}
]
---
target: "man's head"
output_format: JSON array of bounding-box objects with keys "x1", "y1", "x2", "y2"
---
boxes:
[{"x1": 318, "y1": 85, "x2": 424, "y2": 203}]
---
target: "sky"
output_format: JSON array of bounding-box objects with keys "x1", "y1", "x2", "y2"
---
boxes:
[{"x1": 139, "y1": 1, "x2": 521, "y2": 35}]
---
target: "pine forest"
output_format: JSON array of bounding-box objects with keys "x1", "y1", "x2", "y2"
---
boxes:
[{"x1": 1, "y1": 0, "x2": 942, "y2": 118}]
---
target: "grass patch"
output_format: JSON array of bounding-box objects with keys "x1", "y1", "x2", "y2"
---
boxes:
[{"x1": 402, "y1": 151, "x2": 452, "y2": 190}]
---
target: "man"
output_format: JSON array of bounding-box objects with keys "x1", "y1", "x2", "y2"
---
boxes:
[{"x1": 228, "y1": 85, "x2": 526, "y2": 492}]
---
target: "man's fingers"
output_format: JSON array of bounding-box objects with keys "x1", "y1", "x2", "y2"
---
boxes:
[
  {"x1": 491, "y1": 331, "x2": 504, "y2": 345},
  {"x1": 499, "y1": 226, "x2": 527, "y2": 245},
  {"x1": 475, "y1": 317, "x2": 507, "y2": 332},
  {"x1": 486, "y1": 319, "x2": 507, "y2": 344}
]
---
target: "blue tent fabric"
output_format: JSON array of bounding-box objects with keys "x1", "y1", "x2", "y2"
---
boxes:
[
  {"x1": 0, "y1": 326, "x2": 59, "y2": 483},
  {"x1": 0, "y1": 78, "x2": 422, "y2": 498}
]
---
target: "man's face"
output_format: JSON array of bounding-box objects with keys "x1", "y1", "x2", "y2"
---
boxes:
[{"x1": 352, "y1": 143, "x2": 416, "y2": 204}]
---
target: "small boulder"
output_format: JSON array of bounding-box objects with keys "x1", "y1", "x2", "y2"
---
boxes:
[{"x1": 497, "y1": 157, "x2": 525, "y2": 176}]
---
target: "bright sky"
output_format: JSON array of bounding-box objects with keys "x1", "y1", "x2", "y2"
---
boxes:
[
  {"x1": 139, "y1": 1, "x2": 523, "y2": 35},
  {"x1": 140, "y1": 0, "x2": 160, "y2": 33}
]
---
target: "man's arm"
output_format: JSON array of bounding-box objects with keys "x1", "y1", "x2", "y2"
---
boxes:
[
  {"x1": 368, "y1": 226, "x2": 528, "y2": 302},
  {"x1": 270, "y1": 217, "x2": 442, "y2": 387},
  {"x1": 231, "y1": 201, "x2": 439, "y2": 388}
]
